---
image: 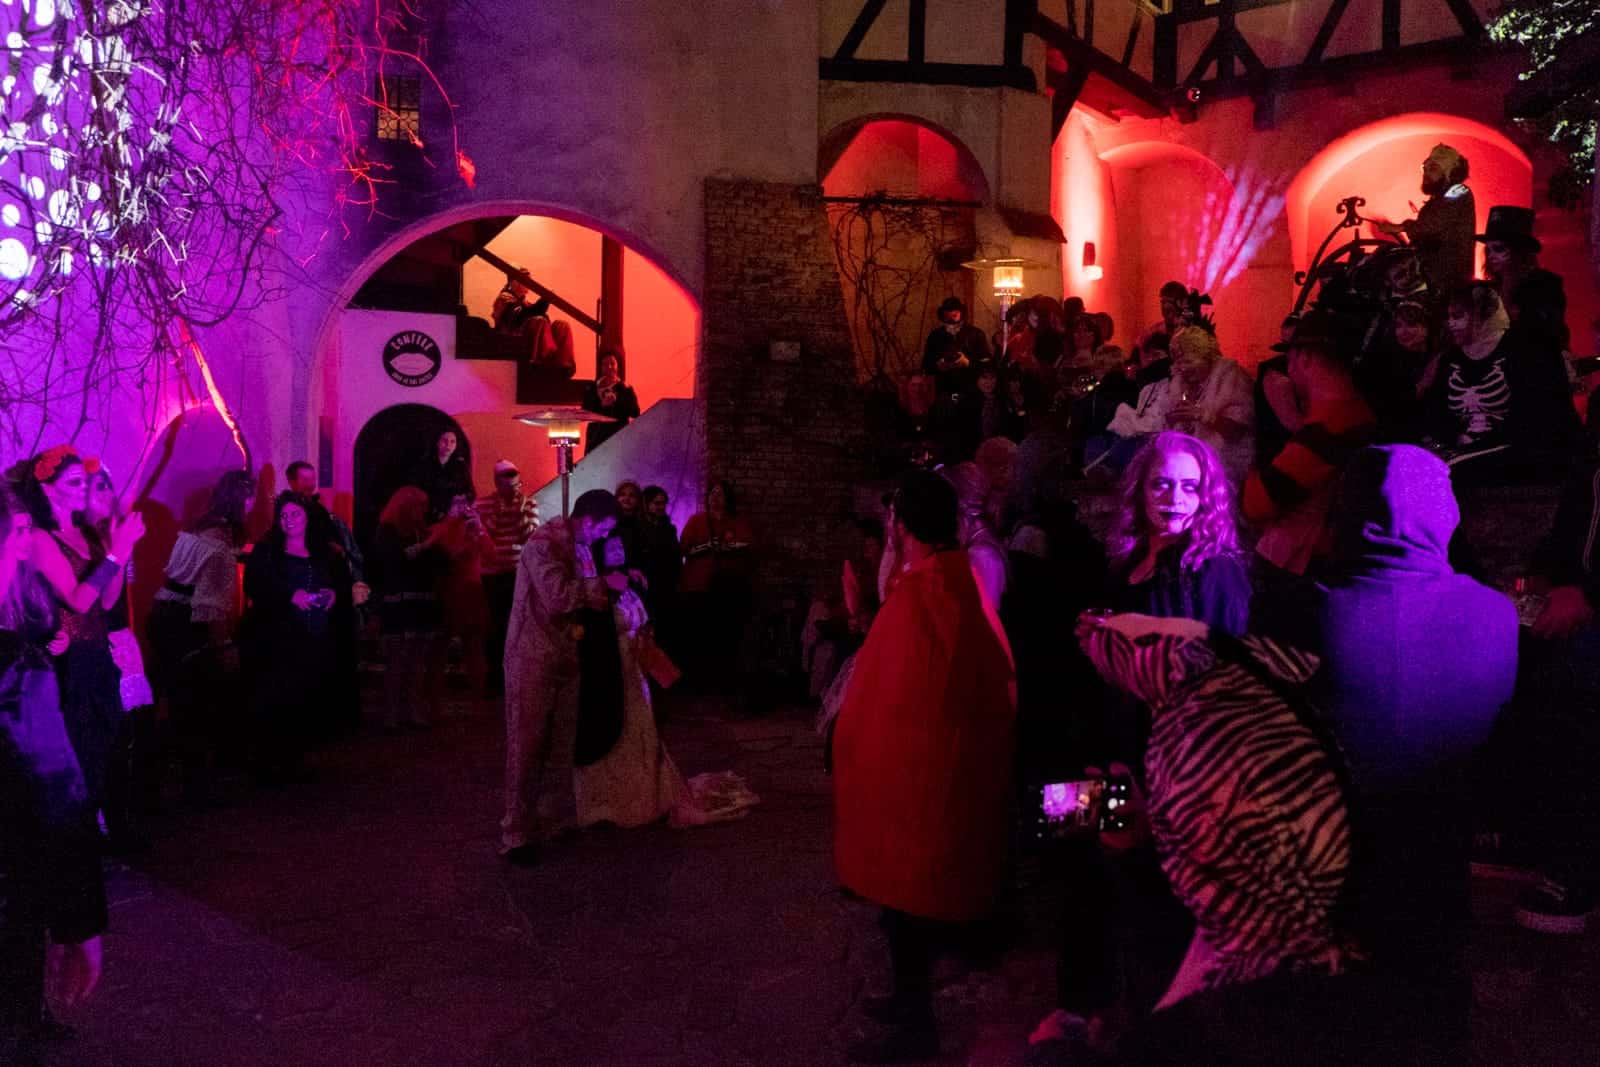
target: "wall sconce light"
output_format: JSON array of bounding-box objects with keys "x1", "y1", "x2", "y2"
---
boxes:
[{"x1": 1082, "y1": 241, "x2": 1103, "y2": 282}]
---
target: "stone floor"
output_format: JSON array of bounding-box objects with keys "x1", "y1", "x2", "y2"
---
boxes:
[{"x1": 40, "y1": 692, "x2": 1600, "y2": 1066}]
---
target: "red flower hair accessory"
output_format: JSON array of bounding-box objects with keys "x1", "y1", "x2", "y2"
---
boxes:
[{"x1": 32, "y1": 443, "x2": 81, "y2": 483}]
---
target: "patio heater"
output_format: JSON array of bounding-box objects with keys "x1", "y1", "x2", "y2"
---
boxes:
[
  {"x1": 513, "y1": 406, "x2": 614, "y2": 519},
  {"x1": 960, "y1": 257, "x2": 1038, "y2": 359}
]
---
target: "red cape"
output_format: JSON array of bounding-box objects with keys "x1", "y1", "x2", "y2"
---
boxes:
[{"x1": 833, "y1": 549, "x2": 1016, "y2": 921}]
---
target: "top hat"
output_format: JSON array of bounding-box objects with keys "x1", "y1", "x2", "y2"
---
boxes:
[{"x1": 1475, "y1": 206, "x2": 1541, "y2": 253}]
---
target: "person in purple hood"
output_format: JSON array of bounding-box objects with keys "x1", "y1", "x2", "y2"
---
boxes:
[{"x1": 1257, "y1": 444, "x2": 1516, "y2": 1055}]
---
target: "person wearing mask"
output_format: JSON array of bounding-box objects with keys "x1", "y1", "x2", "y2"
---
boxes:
[
  {"x1": 147, "y1": 470, "x2": 255, "y2": 804},
  {"x1": 1257, "y1": 446, "x2": 1516, "y2": 1058},
  {"x1": 922, "y1": 297, "x2": 991, "y2": 397},
  {"x1": 1373, "y1": 143, "x2": 1476, "y2": 293},
  {"x1": 833, "y1": 470, "x2": 1015, "y2": 1063},
  {"x1": 242, "y1": 492, "x2": 351, "y2": 779},
  {"x1": 582, "y1": 347, "x2": 641, "y2": 453},
  {"x1": 1, "y1": 485, "x2": 107, "y2": 1064},
  {"x1": 476, "y1": 460, "x2": 539, "y2": 701},
  {"x1": 19, "y1": 447, "x2": 144, "y2": 837},
  {"x1": 1245, "y1": 311, "x2": 1377, "y2": 578},
  {"x1": 1162, "y1": 326, "x2": 1254, "y2": 486},
  {"x1": 500, "y1": 490, "x2": 628, "y2": 866},
  {"x1": 374, "y1": 487, "x2": 448, "y2": 732}
]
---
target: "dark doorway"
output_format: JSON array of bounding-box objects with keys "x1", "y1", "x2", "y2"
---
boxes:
[{"x1": 352, "y1": 404, "x2": 471, "y2": 552}]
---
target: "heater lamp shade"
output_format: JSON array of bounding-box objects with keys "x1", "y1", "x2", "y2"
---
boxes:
[{"x1": 993, "y1": 264, "x2": 1025, "y2": 294}]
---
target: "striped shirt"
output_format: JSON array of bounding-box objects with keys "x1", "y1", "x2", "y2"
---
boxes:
[{"x1": 476, "y1": 491, "x2": 539, "y2": 575}]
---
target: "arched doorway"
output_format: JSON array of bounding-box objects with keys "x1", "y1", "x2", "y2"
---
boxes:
[
  {"x1": 820, "y1": 116, "x2": 991, "y2": 381},
  {"x1": 314, "y1": 204, "x2": 700, "y2": 510},
  {"x1": 352, "y1": 405, "x2": 470, "y2": 550}
]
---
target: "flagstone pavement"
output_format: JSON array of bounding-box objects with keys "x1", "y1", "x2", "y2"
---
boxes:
[{"x1": 40, "y1": 694, "x2": 1600, "y2": 1066}]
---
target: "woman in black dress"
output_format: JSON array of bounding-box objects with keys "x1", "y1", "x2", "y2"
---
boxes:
[{"x1": 242, "y1": 492, "x2": 351, "y2": 780}]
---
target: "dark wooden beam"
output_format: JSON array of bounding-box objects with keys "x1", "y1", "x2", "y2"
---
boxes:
[
  {"x1": 1084, "y1": 0, "x2": 1096, "y2": 47},
  {"x1": 1050, "y1": 65, "x2": 1092, "y2": 139},
  {"x1": 1199, "y1": 34, "x2": 1512, "y2": 102},
  {"x1": 1185, "y1": 26, "x2": 1226, "y2": 85},
  {"x1": 833, "y1": 0, "x2": 889, "y2": 61},
  {"x1": 1231, "y1": 22, "x2": 1268, "y2": 80},
  {"x1": 1153, "y1": 13, "x2": 1178, "y2": 88},
  {"x1": 1122, "y1": 11, "x2": 1143, "y2": 68},
  {"x1": 1004, "y1": 0, "x2": 1036, "y2": 68},
  {"x1": 475, "y1": 247, "x2": 603, "y2": 336},
  {"x1": 1031, "y1": 12, "x2": 1169, "y2": 113},
  {"x1": 1216, "y1": 3, "x2": 1237, "y2": 82},
  {"x1": 908, "y1": 0, "x2": 927, "y2": 63},
  {"x1": 1440, "y1": 0, "x2": 1484, "y2": 39},
  {"x1": 1305, "y1": 0, "x2": 1351, "y2": 66},
  {"x1": 819, "y1": 57, "x2": 1038, "y2": 91},
  {"x1": 1382, "y1": 0, "x2": 1401, "y2": 52},
  {"x1": 600, "y1": 237, "x2": 624, "y2": 358},
  {"x1": 1169, "y1": 0, "x2": 1295, "y2": 24}
]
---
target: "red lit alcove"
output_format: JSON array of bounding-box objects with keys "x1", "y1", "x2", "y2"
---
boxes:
[{"x1": 1287, "y1": 113, "x2": 1533, "y2": 286}]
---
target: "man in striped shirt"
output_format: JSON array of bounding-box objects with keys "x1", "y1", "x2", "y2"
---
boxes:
[
  {"x1": 1244, "y1": 310, "x2": 1376, "y2": 576},
  {"x1": 478, "y1": 460, "x2": 539, "y2": 697}
]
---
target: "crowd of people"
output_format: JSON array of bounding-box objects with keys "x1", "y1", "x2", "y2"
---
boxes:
[
  {"x1": 827, "y1": 170, "x2": 1600, "y2": 1063},
  {"x1": 0, "y1": 425, "x2": 767, "y2": 1058}
]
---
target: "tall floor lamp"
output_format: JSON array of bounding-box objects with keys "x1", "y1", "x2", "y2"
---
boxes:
[{"x1": 513, "y1": 406, "x2": 615, "y2": 519}]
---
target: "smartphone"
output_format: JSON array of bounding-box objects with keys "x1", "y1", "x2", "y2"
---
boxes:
[{"x1": 1033, "y1": 774, "x2": 1134, "y2": 840}]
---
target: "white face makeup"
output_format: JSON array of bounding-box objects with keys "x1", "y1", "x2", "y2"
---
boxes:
[{"x1": 1144, "y1": 450, "x2": 1203, "y2": 540}]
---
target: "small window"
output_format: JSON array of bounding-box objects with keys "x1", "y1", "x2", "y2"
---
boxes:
[{"x1": 374, "y1": 75, "x2": 421, "y2": 143}]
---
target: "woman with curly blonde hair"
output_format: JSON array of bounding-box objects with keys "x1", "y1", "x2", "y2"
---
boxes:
[{"x1": 1105, "y1": 431, "x2": 1250, "y2": 635}]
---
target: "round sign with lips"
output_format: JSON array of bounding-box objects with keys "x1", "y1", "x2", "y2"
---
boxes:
[{"x1": 382, "y1": 330, "x2": 442, "y2": 387}]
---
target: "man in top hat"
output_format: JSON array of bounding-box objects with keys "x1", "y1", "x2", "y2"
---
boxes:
[
  {"x1": 1374, "y1": 143, "x2": 1476, "y2": 293},
  {"x1": 1244, "y1": 309, "x2": 1377, "y2": 576},
  {"x1": 1478, "y1": 205, "x2": 1543, "y2": 310},
  {"x1": 922, "y1": 297, "x2": 991, "y2": 396}
]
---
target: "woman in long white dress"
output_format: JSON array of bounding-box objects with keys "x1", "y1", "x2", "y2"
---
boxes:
[{"x1": 574, "y1": 583, "x2": 756, "y2": 829}]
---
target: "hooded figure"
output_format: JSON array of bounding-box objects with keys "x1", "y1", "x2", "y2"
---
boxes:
[{"x1": 1260, "y1": 445, "x2": 1516, "y2": 1047}]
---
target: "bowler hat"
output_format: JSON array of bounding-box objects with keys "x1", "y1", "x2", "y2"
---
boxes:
[{"x1": 1475, "y1": 205, "x2": 1541, "y2": 253}]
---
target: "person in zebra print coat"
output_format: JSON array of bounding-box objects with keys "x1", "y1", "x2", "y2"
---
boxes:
[{"x1": 1076, "y1": 613, "x2": 1351, "y2": 1007}]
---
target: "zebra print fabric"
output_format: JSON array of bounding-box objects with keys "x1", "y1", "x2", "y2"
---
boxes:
[{"x1": 1081, "y1": 615, "x2": 1350, "y2": 993}]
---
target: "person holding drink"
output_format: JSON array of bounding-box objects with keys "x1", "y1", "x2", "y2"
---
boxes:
[{"x1": 582, "y1": 346, "x2": 640, "y2": 453}]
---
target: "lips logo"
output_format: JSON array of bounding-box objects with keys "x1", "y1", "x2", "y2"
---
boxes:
[{"x1": 382, "y1": 331, "x2": 442, "y2": 388}]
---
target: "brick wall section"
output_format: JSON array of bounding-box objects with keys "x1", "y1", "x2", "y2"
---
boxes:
[{"x1": 702, "y1": 179, "x2": 867, "y2": 611}]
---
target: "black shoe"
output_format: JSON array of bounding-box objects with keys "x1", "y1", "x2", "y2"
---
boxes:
[
  {"x1": 1514, "y1": 877, "x2": 1596, "y2": 935},
  {"x1": 847, "y1": 1024, "x2": 939, "y2": 1064},
  {"x1": 501, "y1": 843, "x2": 541, "y2": 868}
]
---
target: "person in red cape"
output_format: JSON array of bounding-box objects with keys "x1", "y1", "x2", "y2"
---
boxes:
[{"x1": 832, "y1": 469, "x2": 1017, "y2": 1064}]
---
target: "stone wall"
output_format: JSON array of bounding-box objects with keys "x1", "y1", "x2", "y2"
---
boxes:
[{"x1": 702, "y1": 178, "x2": 866, "y2": 611}]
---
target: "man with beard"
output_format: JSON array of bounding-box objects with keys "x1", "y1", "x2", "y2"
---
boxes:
[{"x1": 1374, "y1": 143, "x2": 1476, "y2": 293}]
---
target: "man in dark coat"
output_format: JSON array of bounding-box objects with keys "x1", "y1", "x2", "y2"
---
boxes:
[
  {"x1": 1258, "y1": 445, "x2": 1516, "y2": 1055},
  {"x1": 922, "y1": 297, "x2": 991, "y2": 397}
]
